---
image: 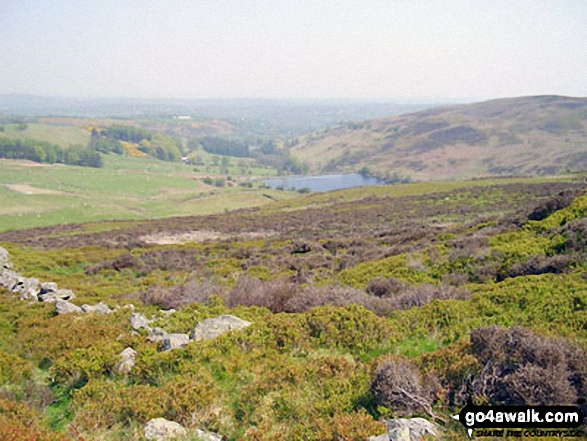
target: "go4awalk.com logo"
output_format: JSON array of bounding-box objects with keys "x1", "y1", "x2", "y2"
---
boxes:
[{"x1": 452, "y1": 399, "x2": 585, "y2": 438}]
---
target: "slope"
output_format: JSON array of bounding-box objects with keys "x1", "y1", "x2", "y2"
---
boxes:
[{"x1": 292, "y1": 95, "x2": 587, "y2": 181}]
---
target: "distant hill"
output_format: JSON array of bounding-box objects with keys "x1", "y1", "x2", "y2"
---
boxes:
[
  {"x1": 291, "y1": 95, "x2": 587, "y2": 181},
  {"x1": 0, "y1": 95, "x2": 436, "y2": 136}
]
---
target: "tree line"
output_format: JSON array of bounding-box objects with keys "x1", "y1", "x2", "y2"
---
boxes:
[{"x1": 0, "y1": 138, "x2": 103, "y2": 168}]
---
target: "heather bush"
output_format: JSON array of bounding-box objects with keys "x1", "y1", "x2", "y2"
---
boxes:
[
  {"x1": 470, "y1": 326, "x2": 587, "y2": 406},
  {"x1": 527, "y1": 190, "x2": 578, "y2": 221},
  {"x1": 371, "y1": 358, "x2": 434, "y2": 417},
  {"x1": 140, "y1": 280, "x2": 224, "y2": 309}
]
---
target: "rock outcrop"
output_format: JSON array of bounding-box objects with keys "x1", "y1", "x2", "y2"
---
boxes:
[
  {"x1": 144, "y1": 418, "x2": 187, "y2": 440},
  {"x1": 191, "y1": 315, "x2": 251, "y2": 341}
]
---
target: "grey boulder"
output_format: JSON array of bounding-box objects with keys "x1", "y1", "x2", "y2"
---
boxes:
[
  {"x1": 147, "y1": 327, "x2": 167, "y2": 342},
  {"x1": 40, "y1": 281, "x2": 58, "y2": 293},
  {"x1": 55, "y1": 299, "x2": 83, "y2": 314},
  {"x1": 117, "y1": 347, "x2": 138, "y2": 375},
  {"x1": 191, "y1": 315, "x2": 251, "y2": 341},
  {"x1": 0, "y1": 270, "x2": 20, "y2": 290},
  {"x1": 39, "y1": 289, "x2": 75, "y2": 303},
  {"x1": 130, "y1": 312, "x2": 152, "y2": 330},
  {"x1": 13, "y1": 277, "x2": 40, "y2": 301},
  {"x1": 0, "y1": 247, "x2": 11, "y2": 269},
  {"x1": 161, "y1": 333, "x2": 190, "y2": 351},
  {"x1": 81, "y1": 302, "x2": 112, "y2": 314},
  {"x1": 381, "y1": 418, "x2": 439, "y2": 441},
  {"x1": 144, "y1": 418, "x2": 187, "y2": 440}
]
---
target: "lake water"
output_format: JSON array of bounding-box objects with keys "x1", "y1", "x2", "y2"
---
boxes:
[{"x1": 265, "y1": 173, "x2": 385, "y2": 192}]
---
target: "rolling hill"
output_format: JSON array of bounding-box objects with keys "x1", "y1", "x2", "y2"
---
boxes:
[{"x1": 291, "y1": 95, "x2": 587, "y2": 181}]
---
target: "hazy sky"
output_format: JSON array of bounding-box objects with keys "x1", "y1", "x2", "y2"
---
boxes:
[{"x1": 1, "y1": 0, "x2": 586, "y2": 100}]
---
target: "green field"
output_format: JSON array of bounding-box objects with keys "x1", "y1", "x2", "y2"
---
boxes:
[
  {"x1": 0, "y1": 123, "x2": 91, "y2": 148},
  {"x1": 0, "y1": 155, "x2": 296, "y2": 232}
]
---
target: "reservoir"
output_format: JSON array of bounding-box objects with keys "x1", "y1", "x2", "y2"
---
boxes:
[{"x1": 265, "y1": 173, "x2": 385, "y2": 192}]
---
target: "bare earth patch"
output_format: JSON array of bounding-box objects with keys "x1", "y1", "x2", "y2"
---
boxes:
[
  {"x1": 4, "y1": 184, "x2": 66, "y2": 195},
  {"x1": 140, "y1": 230, "x2": 273, "y2": 245}
]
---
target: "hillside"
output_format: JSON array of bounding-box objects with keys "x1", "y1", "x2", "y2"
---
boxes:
[
  {"x1": 0, "y1": 176, "x2": 585, "y2": 439},
  {"x1": 292, "y1": 95, "x2": 587, "y2": 181},
  {"x1": 0, "y1": 155, "x2": 293, "y2": 232}
]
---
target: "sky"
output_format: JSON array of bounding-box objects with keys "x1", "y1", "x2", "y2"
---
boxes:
[{"x1": 1, "y1": 0, "x2": 586, "y2": 101}]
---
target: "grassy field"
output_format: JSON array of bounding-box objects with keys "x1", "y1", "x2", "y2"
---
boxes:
[
  {"x1": 0, "y1": 123, "x2": 91, "y2": 148},
  {"x1": 0, "y1": 155, "x2": 296, "y2": 232}
]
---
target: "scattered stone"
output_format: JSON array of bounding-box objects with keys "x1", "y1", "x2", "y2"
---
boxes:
[
  {"x1": 40, "y1": 281, "x2": 58, "y2": 293},
  {"x1": 0, "y1": 270, "x2": 20, "y2": 290},
  {"x1": 144, "y1": 418, "x2": 187, "y2": 441},
  {"x1": 13, "y1": 277, "x2": 40, "y2": 301},
  {"x1": 0, "y1": 247, "x2": 12, "y2": 269},
  {"x1": 191, "y1": 315, "x2": 251, "y2": 341},
  {"x1": 81, "y1": 302, "x2": 112, "y2": 314},
  {"x1": 130, "y1": 312, "x2": 152, "y2": 330},
  {"x1": 194, "y1": 428, "x2": 223, "y2": 441},
  {"x1": 159, "y1": 309, "x2": 176, "y2": 316},
  {"x1": 55, "y1": 299, "x2": 83, "y2": 314},
  {"x1": 161, "y1": 333, "x2": 190, "y2": 351},
  {"x1": 39, "y1": 289, "x2": 75, "y2": 303},
  {"x1": 117, "y1": 347, "x2": 138, "y2": 375},
  {"x1": 147, "y1": 327, "x2": 167, "y2": 342},
  {"x1": 383, "y1": 418, "x2": 438, "y2": 441}
]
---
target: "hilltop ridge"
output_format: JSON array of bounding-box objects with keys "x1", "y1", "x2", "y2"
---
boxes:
[{"x1": 291, "y1": 95, "x2": 587, "y2": 181}]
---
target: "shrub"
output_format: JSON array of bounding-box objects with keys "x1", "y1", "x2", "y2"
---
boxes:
[
  {"x1": 503, "y1": 254, "x2": 574, "y2": 280},
  {"x1": 366, "y1": 277, "x2": 406, "y2": 298},
  {"x1": 371, "y1": 358, "x2": 433, "y2": 416},
  {"x1": 140, "y1": 280, "x2": 223, "y2": 309},
  {"x1": 528, "y1": 190, "x2": 578, "y2": 221},
  {"x1": 469, "y1": 326, "x2": 586, "y2": 406}
]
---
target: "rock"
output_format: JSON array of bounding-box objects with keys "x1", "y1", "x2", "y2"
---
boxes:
[
  {"x1": 55, "y1": 299, "x2": 82, "y2": 314},
  {"x1": 39, "y1": 289, "x2": 75, "y2": 303},
  {"x1": 40, "y1": 281, "x2": 58, "y2": 293},
  {"x1": 130, "y1": 312, "x2": 151, "y2": 330},
  {"x1": 161, "y1": 334, "x2": 190, "y2": 351},
  {"x1": 12, "y1": 277, "x2": 40, "y2": 301},
  {"x1": 388, "y1": 425, "x2": 410, "y2": 441},
  {"x1": 368, "y1": 435, "x2": 390, "y2": 441},
  {"x1": 0, "y1": 269, "x2": 20, "y2": 290},
  {"x1": 144, "y1": 418, "x2": 187, "y2": 440},
  {"x1": 194, "y1": 428, "x2": 223, "y2": 441},
  {"x1": 117, "y1": 347, "x2": 138, "y2": 375},
  {"x1": 191, "y1": 315, "x2": 251, "y2": 341},
  {"x1": 81, "y1": 302, "x2": 112, "y2": 314},
  {"x1": 384, "y1": 418, "x2": 438, "y2": 441},
  {"x1": 148, "y1": 327, "x2": 166, "y2": 340},
  {"x1": 159, "y1": 309, "x2": 176, "y2": 316},
  {"x1": 0, "y1": 247, "x2": 12, "y2": 269}
]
